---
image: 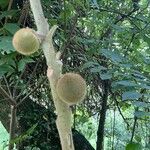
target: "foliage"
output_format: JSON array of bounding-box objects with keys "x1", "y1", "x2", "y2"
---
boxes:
[{"x1": 0, "y1": 0, "x2": 150, "y2": 149}]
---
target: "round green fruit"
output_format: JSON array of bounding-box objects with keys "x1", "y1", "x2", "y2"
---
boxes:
[
  {"x1": 56, "y1": 73, "x2": 87, "y2": 105},
  {"x1": 12, "y1": 28, "x2": 40, "y2": 55}
]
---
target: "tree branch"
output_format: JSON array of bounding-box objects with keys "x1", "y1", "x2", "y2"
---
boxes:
[
  {"x1": 100, "y1": 8, "x2": 139, "y2": 40},
  {"x1": 29, "y1": 0, "x2": 49, "y2": 36},
  {"x1": 0, "y1": 85, "x2": 16, "y2": 106},
  {"x1": 130, "y1": 116, "x2": 137, "y2": 142},
  {"x1": 111, "y1": 92, "x2": 130, "y2": 128},
  {"x1": 5, "y1": 0, "x2": 14, "y2": 24},
  {"x1": 29, "y1": 1, "x2": 75, "y2": 149},
  {"x1": 3, "y1": 76, "x2": 13, "y2": 98},
  {"x1": 8, "y1": 105, "x2": 17, "y2": 150}
]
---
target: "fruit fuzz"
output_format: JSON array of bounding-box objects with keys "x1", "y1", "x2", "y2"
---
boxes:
[
  {"x1": 12, "y1": 28, "x2": 40, "y2": 55},
  {"x1": 56, "y1": 73, "x2": 87, "y2": 105}
]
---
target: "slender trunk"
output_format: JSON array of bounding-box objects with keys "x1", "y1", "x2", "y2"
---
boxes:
[
  {"x1": 9, "y1": 105, "x2": 17, "y2": 150},
  {"x1": 96, "y1": 81, "x2": 109, "y2": 150}
]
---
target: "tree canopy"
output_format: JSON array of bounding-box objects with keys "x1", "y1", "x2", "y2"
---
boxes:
[{"x1": 0, "y1": 0, "x2": 149, "y2": 150}]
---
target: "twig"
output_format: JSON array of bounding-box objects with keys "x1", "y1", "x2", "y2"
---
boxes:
[
  {"x1": 18, "y1": 1, "x2": 30, "y2": 26},
  {"x1": 3, "y1": 76, "x2": 13, "y2": 98},
  {"x1": 0, "y1": 85, "x2": 16, "y2": 106},
  {"x1": 13, "y1": 64, "x2": 27, "y2": 98},
  {"x1": 111, "y1": 92, "x2": 130, "y2": 128},
  {"x1": 130, "y1": 116, "x2": 137, "y2": 142},
  {"x1": 14, "y1": 58, "x2": 41, "y2": 98},
  {"x1": 5, "y1": 0, "x2": 14, "y2": 24},
  {"x1": 100, "y1": 8, "x2": 139, "y2": 40},
  {"x1": 112, "y1": 108, "x2": 116, "y2": 150}
]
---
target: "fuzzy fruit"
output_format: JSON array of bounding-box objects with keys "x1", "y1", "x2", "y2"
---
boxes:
[
  {"x1": 12, "y1": 28, "x2": 40, "y2": 55},
  {"x1": 56, "y1": 73, "x2": 87, "y2": 105}
]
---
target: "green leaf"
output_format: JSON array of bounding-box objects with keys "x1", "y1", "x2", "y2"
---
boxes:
[
  {"x1": 0, "y1": 10, "x2": 18, "y2": 20},
  {"x1": 100, "y1": 49, "x2": 125, "y2": 63},
  {"x1": 111, "y1": 24, "x2": 126, "y2": 32},
  {"x1": 139, "y1": 84, "x2": 150, "y2": 90},
  {"x1": 18, "y1": 60, "x2": 26, "y2": 72},
  {"x1": 113, "y1": 80, "x2": 138, "y2": 87},
  {"x1": 132, "y1": 101, "x2": 150, "y2": 108},
  {"x1": 90, "y1": 66, "x2": 107, "y2": 73},
  {"x1": 4, "y1": 23, "x2": 20, "y2": 35},
  {"x1": 100, "y1": 72, "x2": 112, "y2": 80},
  {"x1": 0, "y1": 64, "x2": 14, "y2": 76},
  {"x1": 126, "y1": 142, "x2": 142, "y2": 150},
  {"x1": 144, "y1": 94, "x2": 150, "y2": 98},
  {"x1": 82, "y1": 61, "x2": 99, "y2": 69},
  {"x1": 0, "y1": 53, "x2": 16, "y2": 67},
  {"x1": 120, "y1": 63, "x2": 133, "y2": 68},
  {"x1": 122, "y1": 91, "x2": 142, "y2": 100},
  {"x1": 135, "y1": 135, "x2": 141, "y2": 142},
  {"x1": 132, "y1": 72, "x2": 148, "y2": 80},
  {"x1": 0, "y1": 36, "x2": 15, "y2": 53},
  {"x1": 134, "y1": 111, "x2": 150, "y2": 118},
  {"x1": 143, "y1": 34, "x2": 150, "y2": 48},
  {"x1": 18, "y1": 58, "x2": 34, "y2": 72},
  {"x1": 10, "y1": 123, "x2": 37, "y2": 144},
  {"x1": 145, "y1": 143, "x2": 150, "y2": 149}
]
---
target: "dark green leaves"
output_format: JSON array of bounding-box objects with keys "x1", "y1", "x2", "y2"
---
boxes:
[
  {"x1": 0, "y1": 23, "x2": 20, "y2": 53},
  {"x1": 100, "y1": 49, "x2": 125, "y2": 63}
]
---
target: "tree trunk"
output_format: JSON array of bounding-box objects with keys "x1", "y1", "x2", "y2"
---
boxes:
[{"x1": 96, "y1": 80, "x2": 109, "y2": 150}]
